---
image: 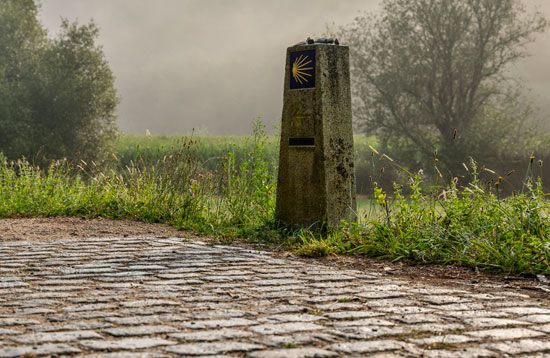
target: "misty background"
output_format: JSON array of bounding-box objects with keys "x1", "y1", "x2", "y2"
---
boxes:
[{"x1": 39, "y1": 0, "x2": 550, "y2": 135}]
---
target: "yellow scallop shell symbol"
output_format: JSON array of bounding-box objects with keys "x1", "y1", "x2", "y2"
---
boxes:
[{"x1": 292, "y1": 55, "x2": 314, "y2": 84}]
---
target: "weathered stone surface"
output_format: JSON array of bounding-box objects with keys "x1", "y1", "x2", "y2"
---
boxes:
[
  {"x1": 261, "y1": 314, "x2": 325, "y2": 323},
  {"x1": 0, "y1": 329, "x2": 18, "y2": 335},
  {"x1": 0, "y1": 318, "x2": 40, "y2": 326},
  {"x1": 250, "y1": 322, "x2": 325, "y2": 335},
  {"x1": 80, "y1": 338, "x2": 176, "y2": 350},
  {"x1": 248, "y1": 347, "x2": 338, "y2": 358},
  {"x1": 331, "y1": 340, "x2": 409, "y2": 354},
  {"x1": 64, "y1": 303, "x2": 118, "y2": 312},
  {"x1": 421, "y1": 348, "x2": 498, "y2": 358},
  {"x1": 420, "y1": 295, "x2": 472, "y2": 305},
  {"x1": 253, "y1": 332, "x2": 337, "y2": 347},
  {"x1": 0, "y1": 344, "x2": 81, "y2": 357},
  {"x1": 464, "y1": 317, "x2": 531, "y2": 328},
  {"x1": 535, "y1": 323, "x2": 550, "y2": 333},
  {"x1": 265, "y1": 305, "x2": 309, "y2": 314},
  {"x1": 408, "y1": 323, "x2": 465, "y2": 333},
  {"x1": 193, "y1": 309, "x2": 248, "y2": 319},
  {"x1": 325, "y1": 310, "x2": 383, "y2": 320},
  {"x1": 331, "y1": 318, "x2": 395, "y2": 327},
  {"x1": 499, "y1": 307, "x2": 550, "y2": 315},
  {"x1": 465, "y1": 328, "x2": 545, "y2": 340},
  {"x1": 393, "y1": 313, "x2": 443, "y2": 324},
  {"x1": 12, "y1": 330, "x2": 102, "y2": 344},
  {"x1": 411, "y1": 334, "x2": 479, "y2": 346},
  {"x1": 428, "y1": 302, "x2": 486, "y2": 311},
  {"x1": 34, "y1": 321, "x2": 112, "y2": 332},
  {"x1": 251, "y1": 279, "x2": 306, "y2": 286},
  {"x1": 481, "y1": 339, "x2": 550, "y2": 355},
  {"x1": 357, "y1": 291, "x2": 407, "y2": 299},
  {"x1": 170, "y1": 328, "x2": 253, "y2": 341},
  {"x1": 183, "y1": 318, "x2": 255, "y2": 329},
  {"x1": 103, "y1": 325, "x2": 178, "y2": 337},
  {"x1": 81, "y1": 353, "x2": 168, "y2": 358},
  {"x1": 315, "y1": 302, "x2": 364, "y2": 311},
  {"x1": 438, "y1": 310, "x2": 510, "y2": 319},
  {"x1": 518, "y1": 315, "x2": 550, "y2": 324},
  {"x1": 164, "y1": 342, "x2": 264, "y2": 355},
  {"x1": 332, "y1": 326, "x2": 409, "y2": 340},
  {"x1": 121, "y1": 300, "x2": 179, "y2": 308}
]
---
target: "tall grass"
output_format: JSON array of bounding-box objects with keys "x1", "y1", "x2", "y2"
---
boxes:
[
  {"x1": 0, "y1": 122, "x2": 276, "y2": 236},
  {"x1": 0, "y1": 122, "x2": 548, "y2": 275},
  {"x1": 296, "y1": 161, "x2": 549, "y2": 275}
]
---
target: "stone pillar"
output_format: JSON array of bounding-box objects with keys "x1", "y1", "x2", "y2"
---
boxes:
[{"x1": 276, "y1": 41, "x2": 356, "y2": 229}]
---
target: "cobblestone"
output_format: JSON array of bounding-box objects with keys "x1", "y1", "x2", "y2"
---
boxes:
[
  {"x1": 465, "y1": 327, "x2": 546, "y2": 340},
  {"x1": 80, "y1": 338, "x2": 176, "y2": 350},
  {"x1": 535, "y1": 323, "x2": 550, "y2": 333},
  {"x1": 170, "y1": 328, "x2": 253, "y2": 341},
  {"x1": 248, "y1": 347, "x2": 338, "y2": 358},
  {"x1": 183, "y1": 318, "x2": 255, "y2": 330},
  {"x1": 330, "y1": 339, "x2": 410, "y2": 354},
  {"x1": 103, "y1": 325, "x2": 178, "y2": 337},
  {"x1": 463, "y1": 317, "x2": 531, "y2": 328},
  {"x1": 481, "y1": 339, "x2": 550, "y2": 355},
  {"x1": 411, "y1": 334, "x2": 479, "y2": 346},
  {"x1": 422, "y1": 347, "x2": 498, "y2": 357},
  {"x1": 519, "y1": 315, "x2": 550, "y2": 323},
  {"x1": 0, "y1": 343, "x2": 81, "y2": 357},
  {"x1": 1, "y1": 235, "x2": 549, "y2": 356},
  {"x1": 12, "y1": 330, "x2": 103, "y2": 344},
  {"x1": 164, "y1": 342, "x2": 264, "y2": 355},
  {"x1": 249, "y1": 322, "x2": 325, "y2": 335}
]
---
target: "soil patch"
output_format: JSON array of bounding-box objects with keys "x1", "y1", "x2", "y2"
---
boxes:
[{"x1": 0, "y1": 217, "x2": 185, "y2": 241}]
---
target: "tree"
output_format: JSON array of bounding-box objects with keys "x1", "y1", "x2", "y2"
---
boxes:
[
  {"x1": 29, "y1": 20, "x2": 118, "y2": 164},
  {"x1": 0, "y1": 0, "x2": 46, "y2": 159},
  {"x1": 0, "y1": 0, "x2": 118, "y2": 165},
  {"x1": 338, "y1": 0, "x2": 547, "y2": 177}
]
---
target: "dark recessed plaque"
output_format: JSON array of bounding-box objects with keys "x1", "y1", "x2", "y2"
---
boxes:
[
  {"x1": 289, "y1": 137, "x2": 315, "y2": 147},
  {"x1": 289, "y1": 50, "x2": 316, "y2": 90}
]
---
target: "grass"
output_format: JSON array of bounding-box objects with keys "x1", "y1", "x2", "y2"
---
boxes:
[{"x1": 0, "y1": 121, "x2": 548, "y2": 275}]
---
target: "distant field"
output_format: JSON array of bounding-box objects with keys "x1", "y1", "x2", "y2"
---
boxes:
[
  {"x1": 115, "y1": 134, "x2": 381, "y2": 194},
  {"x1": 115, "y1": 134, "x2": 377, "y2": 163},
  {"x1": 115, "y1": 134, "x2": 280, "y2": 171}
]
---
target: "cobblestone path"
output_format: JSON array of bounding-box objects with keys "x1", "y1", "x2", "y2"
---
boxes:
[{"x1": 1, "y1": 236, "x2": 549, "y2": 357}]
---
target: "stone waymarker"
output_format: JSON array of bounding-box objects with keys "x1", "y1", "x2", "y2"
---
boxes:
[{"x1": 276, "y1": 39, "x2": 356, "y2": 229}]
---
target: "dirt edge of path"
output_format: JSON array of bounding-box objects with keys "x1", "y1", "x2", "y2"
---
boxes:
[{"x1": 1, "y1": 217, "x2": 548, "y2": 301}]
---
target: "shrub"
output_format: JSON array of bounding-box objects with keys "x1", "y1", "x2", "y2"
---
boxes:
[{"x1": 0, "y1": 1, "x2": 117, "y2": 166}]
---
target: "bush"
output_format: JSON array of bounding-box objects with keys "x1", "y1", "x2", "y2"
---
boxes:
[
  {"x1": 0, "y1": 1, "x2": 117, "y2": 166},
  {"x1": 295, "y1": 161, "x2": 549, "y2": 275}
]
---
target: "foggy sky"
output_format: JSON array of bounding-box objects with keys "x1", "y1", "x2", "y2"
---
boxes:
[{"x1": 40, "y1": 0, "x2": 550, "y2": 135}]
